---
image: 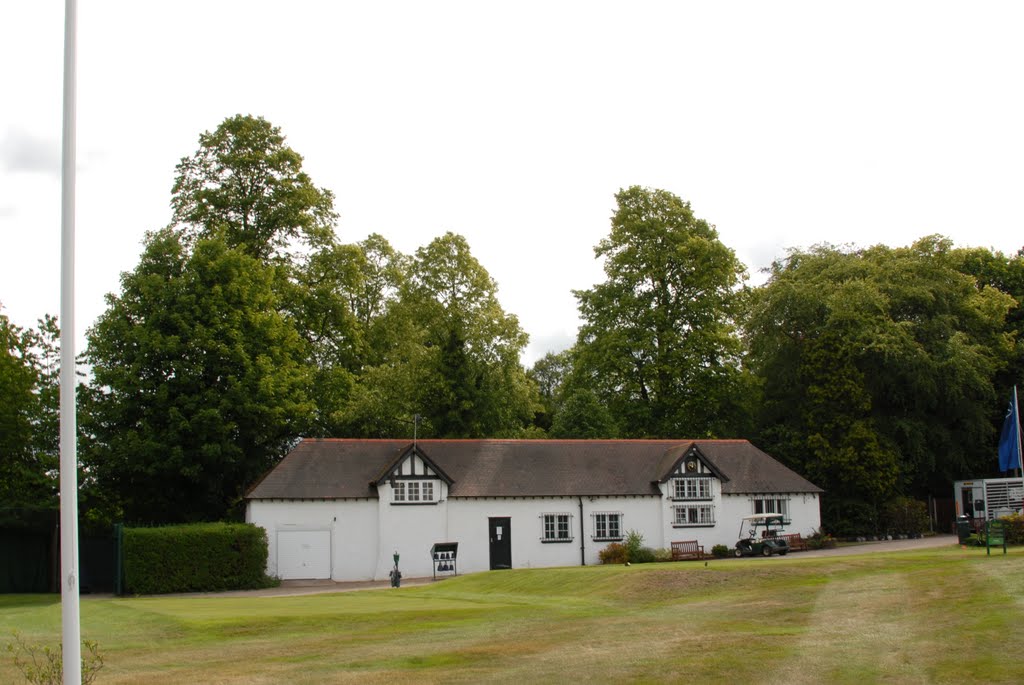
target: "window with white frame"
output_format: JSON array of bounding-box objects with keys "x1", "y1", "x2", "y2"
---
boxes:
[
  {"x1": 672, "y1": 504, "x2": 715, "y2": 526},
  {"x1": 672, "y1": 477, "x2": 712, "y2": 500},
  {"x1": 392, "y1": 480, "x2": 436, "y2": 503},
  {"x1": 592, "y1": 512, "x2": 623, "y2": 540},
  {"x1": 752, "y1": 497, "x2": 790, "y2": 522},
  {"x1": 541, "y1": 513, "x2": 573, "y2": 542}
]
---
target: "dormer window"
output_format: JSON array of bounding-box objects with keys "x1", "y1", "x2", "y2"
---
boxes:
[
  {"x1": 393, "y1": 480, "x2": 436, "y2": 503},
  {"x1": 377, "y1": 444, "x2": 452, "y2": 505},
  {"x1": 673, "y1": 477, "x2": 712, "y2": 500}
]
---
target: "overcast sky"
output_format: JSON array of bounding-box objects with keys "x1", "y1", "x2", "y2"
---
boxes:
[{"x1": 2, "y1": 1, "x2": 1022, "y2": 365}]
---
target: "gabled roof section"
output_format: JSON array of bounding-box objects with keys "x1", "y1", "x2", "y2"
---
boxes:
[
  {"x1": 372, "y1": 443, "x2": 454, "y2": 486},
  {"x1": 245, "y1": 440, "x2": 401, "y2": 500},
  {"x1": 656, "y1": 442, "x2": 730, "y2": 483},
  {"x1": 245, "y1": 438, "x2": 823, "y2": 500},
  {"x1": 690, "y1": 440, "x2": 824, "y2": 495}
]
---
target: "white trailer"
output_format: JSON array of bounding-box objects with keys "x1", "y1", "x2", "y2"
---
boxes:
[{"x1": 953, "y1": 477, "x2": 1024, "y2": 524}]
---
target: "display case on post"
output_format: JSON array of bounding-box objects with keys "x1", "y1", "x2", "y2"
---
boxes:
[{"x1": 430, "y1": 542, "x2": 459, "y2": 579}]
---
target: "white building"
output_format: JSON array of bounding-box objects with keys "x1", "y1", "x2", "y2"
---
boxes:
[
  {"x1": 953, "y1": 476, "x2": 1024, "y2": 523},
  {"x1": 245, "y1": 439, "x2": 823, "y2": 581}
]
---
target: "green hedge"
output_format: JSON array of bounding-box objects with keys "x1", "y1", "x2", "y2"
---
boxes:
[{"x1": 124, "y1": 522, "x2": 275, "y2": 594}]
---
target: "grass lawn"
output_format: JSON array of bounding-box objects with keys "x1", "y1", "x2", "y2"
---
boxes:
[{"x1": 2, "y1": 544, "x2": 1022, "y2": 684}]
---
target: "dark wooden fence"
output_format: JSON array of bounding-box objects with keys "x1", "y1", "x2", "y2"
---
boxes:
[{"x1": 1, "y1": 512, "x2": 118, "y2": 594}]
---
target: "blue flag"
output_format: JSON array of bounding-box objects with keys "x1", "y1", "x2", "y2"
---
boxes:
[{"x1": 998, "y1": 391, "x2": 1021, "y2": 472}]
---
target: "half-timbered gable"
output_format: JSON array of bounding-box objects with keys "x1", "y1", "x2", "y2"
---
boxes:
[{"x1": 374, "y1": 445, "x2": 453, "y2": 505}]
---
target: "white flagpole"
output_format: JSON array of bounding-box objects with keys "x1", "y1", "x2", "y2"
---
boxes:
[{"x1": 60, "y1": 0, "x2": 82, "y2": 682}]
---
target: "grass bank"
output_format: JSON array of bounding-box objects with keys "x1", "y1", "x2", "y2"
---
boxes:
[{"x1": 2, "y1": 544, "x2": 1021, "y2": 683}]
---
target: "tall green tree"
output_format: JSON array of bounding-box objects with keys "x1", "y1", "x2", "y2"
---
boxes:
[
  {"x1": 949, "y1": 246, "x2": 1024, "y2": 393},
  {"x1": 337, "y1": 232, "x2": 538, "y2": 438},
  {"x1": 288, "y1": 234, "x2": 411, "y2": 437},
  {"x1": 171, "y1": 114, "x2": 337, "y2": 261},
  {"x1": 571, "y1": 186, "x2": 750, "y2": 438},
  {"x1": 745, "y1": 237, "x2": 1016, "y2": 531},
  {"x1": 85, "y1": 230, "x2": 313, "y2": 523},
  {"x1": 528, "y1": 349, "x2": 574, "y2": 432},
  {"x1": 349, "y1": 233, "x2": 409, "y2": 366},
  {"x1": 0, "y1": 309, "x2": 58, "y2": 512},
  {"x1": 549, "y1": 388, "x2": 619, "y2": 438},
  {"x1": 402, "y1": 233, "x2": 537, "y2": 437},
  {"x1": 170, "y1": 114, "x2": 363, "y2": 440},
  {"x1": 286, "y1": 241, "x2": 364, "y2": 438}
]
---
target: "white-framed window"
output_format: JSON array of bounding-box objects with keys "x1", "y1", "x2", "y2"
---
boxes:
[
  {"x1": 541, "y1": 513, "x2": 573, "y2": 542},
  {"x1": 672, "y1": 504, "x2": 715, "y2": 526},
  {"x1": 392, "y1": 480, "x2": 436, "y2": 503},
  {"x1": 592, "y1": 512, "x2": 623, "y2": 540},
  {"x1": 673, "y1": 477, "x2": 712, "y2": 500},
  {"x1": 752, "y1": 497, "x2": 790, "y2": 522}
]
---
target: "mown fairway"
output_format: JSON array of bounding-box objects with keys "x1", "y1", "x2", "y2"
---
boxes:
[{"x1": 2, "y1": 544, "x2": 1022, "y2": 684}]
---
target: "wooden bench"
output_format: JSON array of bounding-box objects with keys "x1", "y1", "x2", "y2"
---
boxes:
[
  {"x1": 779, "y1": 533, "x2": 808, "y2": 552},
  {"x1": 671, "y1": 540, "x2": 705, "y2": 561}
]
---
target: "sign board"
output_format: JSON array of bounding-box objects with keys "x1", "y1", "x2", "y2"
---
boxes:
[{"x1": 986, "y1": 520, "x2": 1007, "y2": 556}]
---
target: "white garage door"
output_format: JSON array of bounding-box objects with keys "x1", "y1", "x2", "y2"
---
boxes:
[{"x1": 277, "y1": 530, "x2": 331, "y2": 580}]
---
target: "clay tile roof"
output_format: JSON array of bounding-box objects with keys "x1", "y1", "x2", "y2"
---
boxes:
[{"x1": 245, "y1": 438, "x2": 822, "y2": 500}]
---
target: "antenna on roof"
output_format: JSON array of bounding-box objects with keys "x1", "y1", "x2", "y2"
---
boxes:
[{"x1": 413, "y1": 414, "x2": 421, "y2": 450}]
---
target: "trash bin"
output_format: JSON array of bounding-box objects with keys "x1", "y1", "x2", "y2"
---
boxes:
[{"x1": 956, "y1": 515, "x2": 972, "y2": 544}]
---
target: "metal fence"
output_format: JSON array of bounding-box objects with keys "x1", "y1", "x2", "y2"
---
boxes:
[{"x1": 0, "y1": 520, "x2": 118, "y2": 594}]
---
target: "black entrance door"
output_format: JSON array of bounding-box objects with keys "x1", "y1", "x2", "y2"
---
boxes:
[{"x1": 489, "y1": 517, "x2": 511, "y2": 570}]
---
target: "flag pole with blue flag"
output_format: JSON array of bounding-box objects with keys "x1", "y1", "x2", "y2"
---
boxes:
[{"x1": 998, "y1": 387, "x2": 1022, "y2": 476}]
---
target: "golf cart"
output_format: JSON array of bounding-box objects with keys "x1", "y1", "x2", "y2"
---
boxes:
[{"x1": 734, "y1": 513, "x2": 790, "y2": 557}]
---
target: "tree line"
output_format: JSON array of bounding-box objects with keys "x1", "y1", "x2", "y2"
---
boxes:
[{"x1": 2, "y1": 115, "x2": 1021, "y2": 533}]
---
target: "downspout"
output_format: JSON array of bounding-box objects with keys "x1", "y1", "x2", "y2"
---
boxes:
[{"x1": 578, "y1": 496, "x2": 585, "y2": 566}]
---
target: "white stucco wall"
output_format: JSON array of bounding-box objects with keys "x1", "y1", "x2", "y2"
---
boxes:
[
  {"x1": 714, "y1": 492, "x2": 822, "y2": 549},
  {"x1": 373, "y1": 480, "x2": 451, "y2": 580},
  {"x1": 247, "y1": 499, "x2": 379, "y2": 580},
  {"x1": 442, "y1": 495, "x2": 664, "y2": 572},
  {"x1": 247, "y1": 487, "x2": 822, "y2": 581}
]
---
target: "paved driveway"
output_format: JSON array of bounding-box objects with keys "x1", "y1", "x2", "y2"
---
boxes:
[{"x1": 795, "y1": 533, "x2": 957, "y2": 558}]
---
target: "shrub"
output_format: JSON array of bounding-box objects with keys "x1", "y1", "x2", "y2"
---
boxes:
[
  {"x1": 6, "y1": 631, "x2": 103, "y2": 685},
  {"x1": 824, "y1": 498, "x2": 879, "y2": 537},
  {"x1": 124, "y1": 522, "x2": 277, "y2": 594},
  {"x1": 998, "y1": 513, "x2": 1024, "y2": 544},
  {"x1": 600, "y1": 532, "x2": 657, "y2": 564},
  {"x1": 653, "y1": 547, "x2": 674, "y2": 562},
  {"x1": 599, "y1": 542, "x2": 628, "y2": 565},
  {"x1": 623, "y1": 530, "x2": 644, "y2": 560},
  {"x1": 805, "y1": 529, "x2": 836, "y2": 550},
  {"x1": 881, "y1": 497, "x2": 929, "y2": 536},
  {"x1": 711, "y1": 544, "x2": 730, "y2": 559},
  {"x1": 631, "y1": 547, "x2": 657, "y2": 564}
]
